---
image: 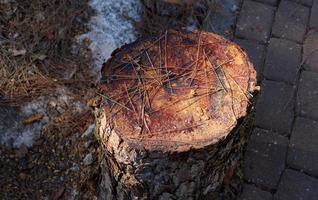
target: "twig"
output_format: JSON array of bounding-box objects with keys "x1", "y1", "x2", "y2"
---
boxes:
[
  {"x1": 164, "y1": 30, "x2": 173, "y2": 93},
  {"x1": 97, "y1": 92, "x2": 132, "y2": 112},
  {"x1": 205, "y1": 53, "x2": 229, "y2": 92},
  {"x1": 189, "y1": 31, "x2": 202, "y2": 86},
  {"x1": 124, "y1": 83, "x2": 137, "y2": 114}
]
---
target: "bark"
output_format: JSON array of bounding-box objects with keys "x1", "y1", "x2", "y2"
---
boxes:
[
  {"x1": 96, "y1": 30, "x2": 256, "y2": 200},
  {"x1": 97, "y1": 112, "x2": 246, "y2": 200}
]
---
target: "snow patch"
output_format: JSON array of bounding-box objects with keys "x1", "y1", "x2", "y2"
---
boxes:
[
  {"x1": 79, "y1": 0, "x2": 142, "y2": 75},
  {"x1": 0, "y1": 85, "x2": 91, "y2": 149},
  {"x1": 0, "y1": 98, "x2": 48, "y2": 148}
]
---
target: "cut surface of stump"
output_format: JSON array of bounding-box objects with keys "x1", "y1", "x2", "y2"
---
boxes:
[{"x1": 97, "y1": 30, "x2": 256, "y2": 200}]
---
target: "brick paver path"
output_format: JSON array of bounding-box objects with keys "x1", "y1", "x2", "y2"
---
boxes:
[{"x1": 233, "y1": 0, "x2": 318, "y2": 199}]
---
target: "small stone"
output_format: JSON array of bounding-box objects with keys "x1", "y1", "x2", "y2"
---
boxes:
[
  {"x1": 81, "y1": 124, "x2": 95, "y2": 138},
  {"x1": 70, "y1": 163, "x2": 80, "y2": 172},
  {"x1": 84, "y1": 140, "x2": 92, "y2": 148},
  {"x1": 9, "y1": 48, "x2": 26, "y2": 56},
  {"x1": 83, "y1": 153, "x2": 94, "y2": 166},
  {"x1": 35, "y1": 12, "x2": 45, "y2": 22}
]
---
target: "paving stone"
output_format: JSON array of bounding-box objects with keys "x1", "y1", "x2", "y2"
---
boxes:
[
  {"x1": 254, "y1": 80, "x2": 295, "y2": 133},
  {"x1": 236, "y1": 0, "x2": 275, "y2": 42},
  {"x1": 254, "y1": 0, "x2": 278, "y2": 6},
  {"x1": 310, "y1": 0, "x2": 318, "y2": 28},
  {"x1": 263, "y1": 38, "x2": 301, "y2": 84},
  {"x1": 303, "y1": 30, "x2": 318, "y2": 72},
  {"x1": 289, "y1": 0, "x2": 313, "y2": 6},
  {"x1": 202, "y1": 0, "x2": 242, "y2": 39},
  {"x1": 296, "y1": 71, "x2": 318, "y2": 120},
  {"x1": 238, "y1": 184, "x2": 273, "y2": 200},
  {"x1": 272, "y1": 0, "x2": 310, "y2": 43},
  {"x1": 274, "y1": 169, "x2": 318, "y2": 200},
  {"x1": 235, "y1": 39, "x2": 266, "y2": 81},
  {"x1": 287, "y1": 117, "x2": 318, "y2": 176},
  {"x1": 243, "y1": 128, "x2": 288, "y2": 189}
]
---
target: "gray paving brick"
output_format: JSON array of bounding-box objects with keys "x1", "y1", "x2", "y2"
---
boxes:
[
  {"x1": 254, "y1": 0, "x2": 278, "y2": 6},
  {"x1": 254, "y1": 80, "x2": 295, "y2": 133},
  {"x1": 243, "y1": 128, "x2": 288, "y2": 189},
  {"x1": 263, "y1": 38, "x2": 301, "y2": 84},
  {"x1": 238, "y1": 184, "x2": 273, "y2": 200},
  {"x1": 296, "y1": 71, "x2": 318, "y2": 120},
  {"x1": 272, "y1": 0, "x2": 310, "y2": 43},
  {"x1": 236, "y1": 0, "x2": 275, "y2": 42},
  {"x1": 289, "y1": 0, "x2": 313, "y2": 6},
  {"x1": 310, "y1": 0, "x2": 318, "y2": 29},
  {"x1": 287, "y1": 117, "x2": 318, "y2": 176},
  {"x1": 274, "y1": 169, "x2": 318, "y2": 200},
  {"x1": 303, "y1": 30, "x2": 318, "y2": 72},
  {"x1": 202, "y1": 0, "x2": 242, "y2": 39},
  {"x1": 235, "y1": 39, "x2": 266, "y2": 81}
]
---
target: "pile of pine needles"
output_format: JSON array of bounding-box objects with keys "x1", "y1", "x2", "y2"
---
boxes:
[{"x1": 0, "y1": 0, "x2": 95, "y2": 106}]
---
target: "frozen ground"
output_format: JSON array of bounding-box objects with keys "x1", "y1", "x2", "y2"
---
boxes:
[
  {"x1": 79, "y1": 0, "x2": 142, "y2": 74},
  {"x1": 0, "y1": 98, "x2": 48, "y2": 148},
  {"x1": 0, "y1": 88, "x2": 86, "y2": 148},
  {"x1": 0, "y1": 0, "x2": 142, "y2": 149}
]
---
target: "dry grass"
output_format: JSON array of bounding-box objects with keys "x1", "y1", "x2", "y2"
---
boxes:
[
  {"x1": 0, "y1": 0, "x2": 99, "y2": 198},
  {"x1": 0, "y1": 0, "x2": 95, "y2": 105}
]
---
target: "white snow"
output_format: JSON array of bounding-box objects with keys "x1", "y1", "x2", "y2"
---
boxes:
[
  {"x1": 0, "y1": 88, "x2": 78, "y2": 148},
  {"x1": 0, "y1": 98, "x2": 48, "y2": 148},
  {"x1": 79, "y1": 0, "x2": 142, "y2": 75}
]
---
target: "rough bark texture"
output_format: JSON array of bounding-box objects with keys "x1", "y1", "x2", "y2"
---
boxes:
[{"x1": 97, "y1": 30, "x2": 256, "y2": 200}]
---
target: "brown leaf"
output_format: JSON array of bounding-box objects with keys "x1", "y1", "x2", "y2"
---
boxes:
[{"x1": 22, "y1": 113, "x2": 44, "y2": 126}]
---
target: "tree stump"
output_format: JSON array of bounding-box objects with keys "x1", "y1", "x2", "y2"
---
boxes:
[{"x1": 96, "y1": 30, "x2": 256, "y2": 200}]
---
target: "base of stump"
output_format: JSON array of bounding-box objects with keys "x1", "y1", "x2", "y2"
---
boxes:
[{"x1": 97, "y1": 113, "x2": 251, "y2": 200}]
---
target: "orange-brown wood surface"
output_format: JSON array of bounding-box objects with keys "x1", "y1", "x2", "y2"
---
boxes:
[{"x1": 100, "y1": 30, "x2": 256, "y2": 152}]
